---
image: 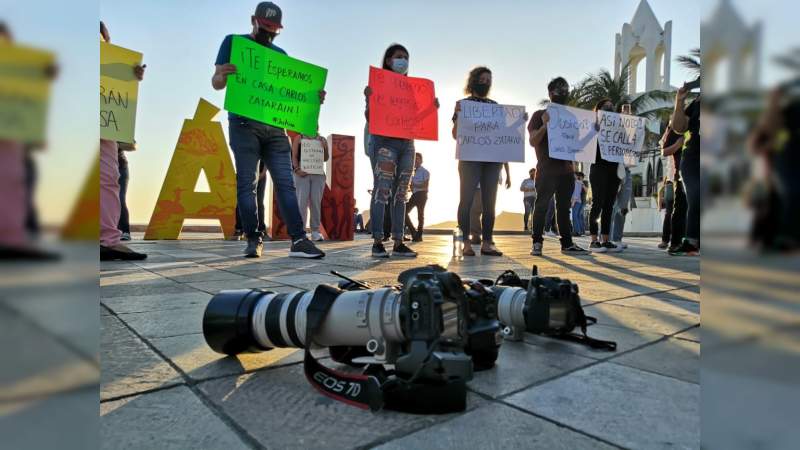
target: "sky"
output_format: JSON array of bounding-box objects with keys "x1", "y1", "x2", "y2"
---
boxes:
[{"x1": 24, "y1": 0, "x2": 800, "y2": 228}]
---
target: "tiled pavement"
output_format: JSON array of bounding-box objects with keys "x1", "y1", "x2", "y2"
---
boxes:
[{"x1": 99, "y1": 234, "x2": 700, "y2": 449}]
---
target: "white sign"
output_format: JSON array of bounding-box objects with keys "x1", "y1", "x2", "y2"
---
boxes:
[
  {"x1": 546, "y1": 103, "x2": 598, "y2": 163},
  {"x1": 456, "y1": 100, "x2": 526, "y2": 163},
  {"x1": 598, "y1": 110, "x2": 647, "y2": 167},
  {"x1": 300, "y1": 138, "x2": 325, "y2": 175}
]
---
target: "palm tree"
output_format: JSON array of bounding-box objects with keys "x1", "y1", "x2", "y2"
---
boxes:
[
  {"x1": 573, "y1": 63, "x2": 674, "y2": 120},
  {"x1": 676, "y1": 48, "x2": 701, "y2": 77}
]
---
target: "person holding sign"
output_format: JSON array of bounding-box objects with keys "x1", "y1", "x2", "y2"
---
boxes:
[
  {"x1": 364, "y1": 44, "x2": 439, "y2": 258},
  {"x1": 212, "y1": 2, "x2": 325, "y2": 259},
  {"x1": 291, "y1": 132, "x2": 328, "y2": 242},
  {"x1": 404, "y1": 153, "x2": 429, "y2": 242},
  {"x1": 528, "y1": 77, "x2": 587, "y2": 256},
  {"x1": 451, "y1": 67, "x2": 514, "y2": 257},
  {"x1": 587, "y1": 99, "x2": 623, "y2": 253},
  {"x1": 99, "y1": 21, "x2": 148, "y2": 261}
]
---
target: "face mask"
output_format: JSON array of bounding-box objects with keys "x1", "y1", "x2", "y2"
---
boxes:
[
  {"x1": 472, "y1": 82, "x2": 491, "y2": 97},
  {"x1": 391, "y1": 58, "x2": 408, "y2": 74},
  {"x1": 255, "y1": 28, "x2": 277, "y2": 46},
  {"x1": 550, "y1": 85, "x2": 569, "y2": 104},
  {"x1": 602, "y1": 104, "x2": 614, "y2": 112}
]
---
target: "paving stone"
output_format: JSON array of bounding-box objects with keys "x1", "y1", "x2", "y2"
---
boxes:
[
  {"x1": 148, "y1": 332, "x2": 325, "y2": 381},
  {"x1": 261, "y1": 272, "x2": 342, "y2": 287},
  {"x1": 505, "y1": 362, "x2": 699, "y2": 450},
  {"x1": 675, "y1": 326, "x2": 700, "y2": 342},
  {"x1": 576, "y1": 279, "x2": 696, "y2": 304},
  {"x1": 603, "y1": 293, "x2": 700, "y2": 315},
  {"x1": 524, "y1": 324, "x2": 664, "y2": 360},
  {"x1": 1, "y1": 388, "x2": 99, "y2": 450},
  {"x1": 100, "y1": 385, "x2": 249, "y2": 449},
  {"x1": 376, "y1": 402, "x2": 616, "y2": 450},
  {"x1": 611, "y1": 338, "x2": 699, "y2": 383},
  {"x1": 581, "y1": 302, "x2": 699, "y2": 336},
  {"x1": 116, "y1": 306, "x2": 206, "y2": 339},
  {"x1": 468, "y1": 341, "x2": 594, "y2": 398},
  {"x1": 198, "y1": 363, "x2": 484, "y2": 450},
  {"x1": 101, "y1": 315, "x2": 181, "y2": 400},
  {"x1": 101, "y1": 278, "x2": 198, "y2": 299},
  {"x1": 100, "y1": 270, "x2": 165, "y2": 287},
  {"x1": 0, "y1": 313, "x2": 98, "y2": 401},
  {"x1": 152, "y1": 266, "x2": 252, "y2": 283},
  {"x1": 186, "y1": 278, "x2": 286, "y2": 294},
  {"x1": 102, "y1": 291, "x2": 212, "y2": 315}
]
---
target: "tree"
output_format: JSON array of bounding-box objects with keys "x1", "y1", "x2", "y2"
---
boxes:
[{"x1": 573, "y1": 63, "x2": 674, "y2": 120}]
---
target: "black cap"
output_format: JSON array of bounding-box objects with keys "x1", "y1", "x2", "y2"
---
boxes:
[{"x1": 254, "y1": 2, "x2": 283, "y2": 29}]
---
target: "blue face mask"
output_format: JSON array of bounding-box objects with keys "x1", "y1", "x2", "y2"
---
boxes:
[{"x1": 391, "y1": 58, "x2": 408, "y2": 75}]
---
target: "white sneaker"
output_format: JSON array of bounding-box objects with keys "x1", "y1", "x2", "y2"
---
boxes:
[
  {"x1": 311, "y1": 231, "x2": 324, "y2": 242},
  {"x1": 545, "y1": 231, "x2": 557, "y2": 238},
  {"x1": 611, "y1": 241, "x2": 627, "y2": 250}
]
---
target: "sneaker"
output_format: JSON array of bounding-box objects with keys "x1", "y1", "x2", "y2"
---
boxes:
[
  {"x1": 311, "y1": 231, "x2": 324, "y2": 242},
  {"x1": 601, "y1": 241, "x2": 622, "y2": 253},
  {"x1": 100, "y1": 244, "x2": 147, "y2": 261},
  {"x1": 372, "y1": 241, "x2": 389, "y2": 258},
  {"x1": 228, "y1": 229, "x2": 243, "y2": 241},
  {"x1": 561, "y1": 244, "x2": 587, "y2": 254},
  {"x1": 392, "y1": 242, "x2": 418, "y2": 258},
  {"x1": 244, "y1": 237, "x2": 263, "y2": 258},
  {"x1": 657, "y1": 241, "x2": 669, "y2": 249},
  {"x1": 545, "y1": 231, "x2": 558, "y2": 238},
  {"x1": 289, "y1": 237, "x2": 325, "y2": 259},
  {"x1": 588, "y1": 241, "x2": 607, "y2": 253},
  {"x1": 530, "y1": 242, "x2": 543, "y2": 256},
  {"x1": 120, "y1": 232, "x2": 131, "y2": 241},
  {"x1": 668, "y1": 240, "x2": 700, "y2": 256},
  {"x1": 611, "y1": 241, "x2": 628, "y2": 249}
]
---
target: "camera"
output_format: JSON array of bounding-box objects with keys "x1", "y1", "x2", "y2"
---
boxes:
[{"x1": 202, "y1": 264, "x2": 501, "y2": 413}]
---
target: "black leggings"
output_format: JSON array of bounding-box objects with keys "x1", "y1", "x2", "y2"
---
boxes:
[{"x1": 589, "y1": 164, "x2": 620, "y2": 237}]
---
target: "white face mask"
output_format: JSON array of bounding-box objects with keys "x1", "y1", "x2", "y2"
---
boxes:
[{"x1": 391, "y1": 58, "x2": 408, "y2": 75}]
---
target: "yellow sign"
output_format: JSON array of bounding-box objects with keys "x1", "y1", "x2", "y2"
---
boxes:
[
  {"x1": 0, "y1": 43, "x2": 55, "y2": 143},
  {"x1": 145, "y1": 99, "x2": 237, "y2": 239},
  {"x1": 100, "y1": 42, "x2": 142, "y2": 144}
]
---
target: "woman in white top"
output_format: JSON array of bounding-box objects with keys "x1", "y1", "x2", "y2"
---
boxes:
[{"x1": 291, "y1": 132, "x2": 329, "y2": 241}]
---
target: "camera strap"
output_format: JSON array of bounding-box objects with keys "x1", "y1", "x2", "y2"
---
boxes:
[
  {"x1": 302, "y1": 285, "x2": 469, "y2": 414},
  {"x1": 303, "y1": 284, "x2": 383, "y2": 411}
]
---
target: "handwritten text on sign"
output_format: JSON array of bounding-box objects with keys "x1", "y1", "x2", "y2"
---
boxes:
[
  {"x1": 225, "y1": 36, "x2": 327, "y2": 136},
  {"x1": 368, "y1": 66, "x2": 437, "y2": 141},
  {"x1": 300, "y1": 138, "x2": 325, "y2": 175},
  {"x1": 598, "y1": 110, "x2": 646, "y2": 166},
  {"x1": 456, "y1": 100, "x2": 525, "y2": 162},
  {"x1": 546, "y1": 103, "x2": 598, "y2": 163},
  {"x1": 100, "y1": 42, "x2": 142, "y2": 143}
]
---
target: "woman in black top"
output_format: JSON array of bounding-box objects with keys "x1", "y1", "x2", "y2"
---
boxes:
[
  {"x1": 452, "y1": 67, "x2": 505, "y2": 256},
  {"x1": 588, "y1": 99, "x2": 622, "y2": 253}
]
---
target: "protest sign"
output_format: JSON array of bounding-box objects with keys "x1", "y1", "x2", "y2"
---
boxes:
[
  {"x1": 455, "y1": 100, "x2": 525, "y2": 162},
  {"x1": 0, "y1": 44, "x2": 55, "y2": 143},
  {"x1": 300, "y1": 137, "x2": 325, "y2": 175},
  {"x1": 225, "y1": 36, "x2": 327, "y2": 136},
  {"x1": 546, "y1": 103, "x2": 598, "y2": 163},
  {"x1": 145, "y1": 99, "x2": 237, "y2": 239},
  {"x1": 100, "y1": 42, "x2": 142, "y2": 143},
  {"x1": 368, "y1": 66, "x2": 437, "y2": 141},
  {"x1": 598, "y1": 110, "x2": 647, "y2": 166}
]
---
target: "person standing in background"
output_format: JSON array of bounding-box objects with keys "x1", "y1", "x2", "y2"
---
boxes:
[
  {"x1": 609, "y1": 165, "x2": 634, "y2": 250},
  {"x1": 520, "y1": 168, "x2": 537, "y2": 231},
  {"x1": 660, "y1": 123, "x2": 687, "y2": 252},
  {"x1": 571, "y1": 172, "x2": 586, "y2": 236},
  {"x1": 292, "y1": 132, "x2": 329, "y2": 242},
  {"x1": 658, "y1": 177, "x2": 675, "y2": 249},
  {"x1": 99, "y1": 21, "x2": 147, "y2": 261},
  {"x1": 668, "y1": 82, "x2": 701, "y2": 256},
  {"x1": 404, "y1": 152, "x2": 429, "y2": 242},
  {"x1": 117, "y1": 143, "x2": 133, "y2": 241}
]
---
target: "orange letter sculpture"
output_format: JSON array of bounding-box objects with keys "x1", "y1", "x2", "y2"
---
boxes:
[{"x1": 144, "y1": 98, "x2": 236, "y2": 239}]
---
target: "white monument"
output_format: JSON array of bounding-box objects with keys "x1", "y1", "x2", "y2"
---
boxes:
[
  {"x1": 614, "y1": 0, "x2": 672, "y2": 95},
  {"x1": 702, "y1": 0, "x2": 762, "y2": 94}
]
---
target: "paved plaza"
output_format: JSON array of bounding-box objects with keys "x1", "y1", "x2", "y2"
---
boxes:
[{"x1": 98, "y1": 234, "x2": 700, "y2": 449}]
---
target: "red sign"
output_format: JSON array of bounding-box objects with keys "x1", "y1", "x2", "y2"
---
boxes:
[{"x1": 368, "y1": 66, "x2": 438, "y2": 141}]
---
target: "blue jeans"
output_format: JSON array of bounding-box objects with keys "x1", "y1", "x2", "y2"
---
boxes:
[
  {"x1": 368, "y1": 135, "x2": 415, "y2": 240},
  {"x1": 610, "y1": 168, "x2": 633, "y2": 242},
  {"x1": 572, "y1": 202, "x2": 585, "y2": 235},
  {"x1": 523, "y1": 196, "x2": 536, "y2": 230},
  {"x1": 229, "y1": 118, "x2": 304, "y2": 241}
]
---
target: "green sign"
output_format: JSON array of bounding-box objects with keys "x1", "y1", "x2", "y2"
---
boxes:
[{"x1": 225, "y1": 36, "x2": 327, "y2": 136}]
